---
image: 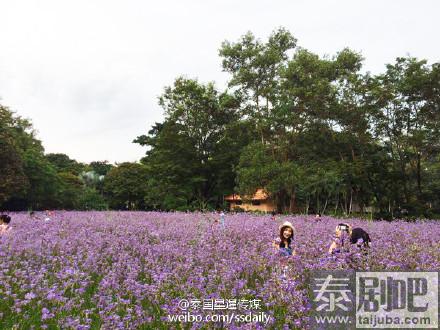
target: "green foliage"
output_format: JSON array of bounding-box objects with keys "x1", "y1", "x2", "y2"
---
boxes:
[
  {"x1": 0, "y1": 105, "x2": 60, "y2": 210},
  {"x1": 0, "y1": 133, "x2": 28, "y2": 206},
  {"x1": 88, "y1": 161, "x2": 114, "y2": 176},
  {"x1": 46, "y1": 153, "x2": 86, "y2": 175},
  {"x1": 22, "y1": 149, "x2": 61, "y2": 209},
  {"x1": 134, "y1": 77, "x2": 246, "y2": 211},
  {"x1": 236, "y1": 142, "x2": 302, "y2": 212},
  {"x1": 103, "y1": 162, "x2": 150, "y2": 210},
  {"x1": 57, "y1": 172, "x2": 83, "y2": 209},
  {"x1": 220, "y1": 28, "x2": 297, "y2": 143},
  {"x1": 132, "y1": 29, "x2": 440, "y2": 218},
  {"x1": 0, "y1": 104, "x2": 110, "y2": 210},
  {"x1": 2, "y1": 28, "x2": 440, "y2": 218},
  {"x1": 77, "y1": 187, "x2": 108, "y2": 210}
]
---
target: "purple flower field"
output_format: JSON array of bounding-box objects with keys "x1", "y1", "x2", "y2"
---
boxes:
[{"x1": 0, "y1": 212, "x2": 439, "y2": 329}]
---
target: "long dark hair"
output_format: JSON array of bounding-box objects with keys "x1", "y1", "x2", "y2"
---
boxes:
[
  {"x1": 279, "y1": 226, "x2": 294, "y2": 248},
  {"x1": 0, "y1": 214, "x2": 11, "y2": 224}
]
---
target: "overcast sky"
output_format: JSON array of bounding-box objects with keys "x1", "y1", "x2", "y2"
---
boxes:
[{"x1": 1, "y1": 0, "x2": 439, "y2": 164}]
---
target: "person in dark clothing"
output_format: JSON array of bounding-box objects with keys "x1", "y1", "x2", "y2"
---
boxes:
[
  {"x1": 349, "y1": 227, "x2": 371, "y2": 248},
  {"x1": 328, "y1": 223, "x2": 371, "y2": 254}
]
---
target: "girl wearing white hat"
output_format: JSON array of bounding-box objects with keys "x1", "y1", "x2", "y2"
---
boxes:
[
  {"x1": 328, "y1": 223, "x2": 371, "y2": 254},
  {"x1": 272, "y1": 221, "x2": 296, "y2": 256}
]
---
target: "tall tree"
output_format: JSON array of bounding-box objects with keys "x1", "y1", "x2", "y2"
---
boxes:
[
  {"x1": 1, "y1": 104, "x2": 61, "y2": 210},
  {"x1": 0, "y1": 106, "x2": 29, "y2": 206},
  {"x1": 135, "y1": 78, "x2": 243, "y2": 210},
  {"x1": 370, "y1": 57, "x2": 440, "y2": 213},
  {"x1": 220, "y1": 28, "x2": 297, "y2": 144}
]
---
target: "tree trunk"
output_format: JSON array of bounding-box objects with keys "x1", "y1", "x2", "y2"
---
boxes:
[
  {"x1": 397, "y1": 148, "x2": 410, "y2": 204},
  {"x1": 391, "y1": 200, "x2": 394, "y2": 219},
  {"x1": 316, "y1": 192, "x2": 320, "y2": 214},
  {"x1": 322, "y1": 195, "x2": 329, "y2": 214},
  {"x1": 417, "y1": 152, "x2": 422, "y2": 196},
  {"x1": 289, "y1": 190, "x2": 296, "y2": 213},
  {"x1": 277, "y1": 191, "x2": 286, "y2": 213},
  {"x1": 349, "y1": 189, "x2": 353, "y2": 215}
]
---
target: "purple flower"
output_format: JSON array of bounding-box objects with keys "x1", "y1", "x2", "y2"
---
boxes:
[
  {"x1": 0, "y1": 211, "x2": 438, "y2": 328},
  {"x1": 24, "y1": 292, "x2": 36, "y2": 300}
]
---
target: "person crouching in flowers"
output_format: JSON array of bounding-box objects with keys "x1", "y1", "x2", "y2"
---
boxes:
[
  {"x1": 0, "y1": 214, "x2": 12, "y2": 235},
  {"x1": 328, "y1": 223, "x2": 371, "y2": 254},
  {"x1": 273, "y1": 221, "x2": 296, "y2": 256}
]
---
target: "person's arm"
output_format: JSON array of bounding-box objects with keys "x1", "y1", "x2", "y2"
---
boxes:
[
  {"x1": 0, "y1": 226, "x2": 11, "y2": 234},
  {"x1": 364, "y1": 232, "x2": 372, "y2": 247},
  {"x1": 328, "y1": 240, "x2": 337, "y2": 254}
]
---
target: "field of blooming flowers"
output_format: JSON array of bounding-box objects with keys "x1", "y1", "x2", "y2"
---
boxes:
[{"x1": 0, "y1": 211, "x2": 439, "y2": 329}]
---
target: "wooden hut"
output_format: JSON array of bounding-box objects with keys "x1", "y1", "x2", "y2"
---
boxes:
[{"x1": 224, "y1": 188, "x2": 276, "y2": 212}]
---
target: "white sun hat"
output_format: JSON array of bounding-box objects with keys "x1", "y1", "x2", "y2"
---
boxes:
[{"x1": 279, "y1": 221, "x2": 295, "y2": 235}]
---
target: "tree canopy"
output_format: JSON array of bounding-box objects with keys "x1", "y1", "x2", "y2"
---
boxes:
[{"x1": 2, "y1": 28, "x2": 440, "y2": 219}]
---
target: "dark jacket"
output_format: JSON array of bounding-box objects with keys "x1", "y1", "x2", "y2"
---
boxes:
[{"x1": 350, "y1": 227, "x2": 371, "y2": 247}]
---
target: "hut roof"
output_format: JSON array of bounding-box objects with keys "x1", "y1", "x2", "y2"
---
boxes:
[{"x1": 224, "y1": 188, "x2": 269, "y2": 201}]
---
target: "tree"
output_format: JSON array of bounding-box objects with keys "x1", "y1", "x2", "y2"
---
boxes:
[
  {"x1": 103, "y1": 162, "x2": 150, "y2": 210},
  {"x1": 77, "y1": 187, "x2": 108, "y2": 210},
  {"x1": 88, "y1": 161, "x2": 113, "y2": 176},
  {"x1": 57, "y1": 172, "x2": 83, "y2": 209},
  {"x1": 0, "y1": 106, "x2": 29, "y2": 207},
  {"x1": 135, "y1": 121, "x2": 201, "y2": 210},
  {"x1": 370, "y1": 57, "x2": 440, "y2": 214},
  {"x1": 220, "y1": 28, "x2": 297, "y2": 144},
  {"x1": 27, "y1": 152, "x2": 61, "y2": 209},
  {"x1": 79, "y1": 170, "x2": 105, "y2": 191},
  {"x1": 235, "y1": 142, "x2": 302, "y2": 212},
  {"x1": 0, "y1": 133, "x2": 28, "y2": 206},
  {"x1": 221, "y1": 30, "x2": 373, "y2": 213},
  {"x1": 46, "y1": 153, "x2": 86, "y2": 175},
  {"x1": 0, "y1": 104, "x2": 62, "y2": 210},
  {"x1": 135, "y1": 78, "x2": 242, "y2": 210}
]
